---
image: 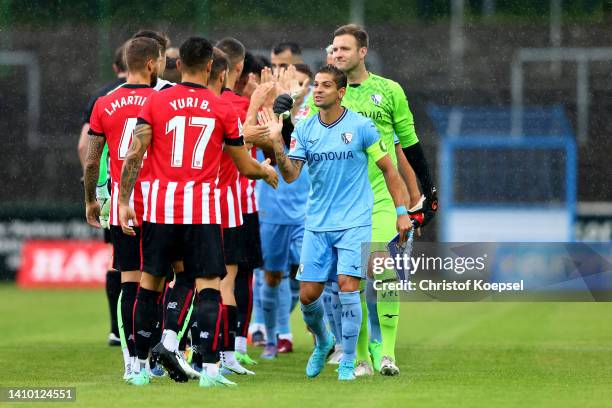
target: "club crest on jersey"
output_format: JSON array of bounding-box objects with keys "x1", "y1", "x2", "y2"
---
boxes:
[
  {"x1": 341, "y1": 132, "x2": 353, "y2": 144},
  {"x1": 290, "y1": 138, "x2": 297, "y2": 150},
  {"x1": 371, "y1": 94, "x2": 383, "y2": 106}
]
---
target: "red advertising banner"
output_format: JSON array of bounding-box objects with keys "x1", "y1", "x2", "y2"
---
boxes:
[{"x1": 17, "y1": 240, "x2": 111, "y2": 288}]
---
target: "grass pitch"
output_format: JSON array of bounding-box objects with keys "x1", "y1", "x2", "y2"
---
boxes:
[{"x1": 1, "y1": 284, "x2": 611, "y2": 407}]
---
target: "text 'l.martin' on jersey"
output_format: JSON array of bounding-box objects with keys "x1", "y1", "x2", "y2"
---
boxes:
[
  {"x1": 89, "y1": 84, "x2": 155, "y2": 226},
  {"x1": 138, "y1": 82, "x2": 243, "y2": 225}
]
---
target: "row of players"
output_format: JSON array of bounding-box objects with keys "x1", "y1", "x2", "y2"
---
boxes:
[{"x1": 80, "y1": 25, "x2": 437, "y2": 386}]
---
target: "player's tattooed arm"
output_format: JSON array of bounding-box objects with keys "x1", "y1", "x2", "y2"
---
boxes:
[
  {"x1": 119, "y1": 123, "x2": 152, "y2": 205},
  {"x1": 84, "y1": 135, "x2": 106, "y2": 204},
  {"x1": 84, "y1": 135, "x2": 106, "y2": 228},
  {"x1": 259, "y1": 107, "x2": 303, "y2": 182},
  {"x1": 273, "y1": 141, "x2": 303, "y2": 183}
]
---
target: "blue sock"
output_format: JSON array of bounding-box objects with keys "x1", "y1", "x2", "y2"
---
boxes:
[
  {"x1": 251, "y1": 268, "x2": 265, "y2": 326},
  {"x1": 290, "y1": 277, "x2": 300, "y2": 313},
  {"x1": 322, "y1": 283, "x2": 340, "y2": 342},
  {"x1": 262, "y1": 281, "x2": 279, "y2": 346},
  {"x1": 277, "y1": 276, "x2": 292, "y2": 336},
  {"x1": 300, "y1": 295, "x2": 329, "y2": 346},
  {"x1": 366, "y1": 279, "x2": 381, "y2": 343},
  {"x1": 339, "y1": 290, "x2": 362, "y2": 364},
  {"x1": 330, "y1": 282, "x2": 343, "y2": 345}
]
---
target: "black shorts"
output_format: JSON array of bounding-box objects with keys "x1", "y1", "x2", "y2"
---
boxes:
[
  {"x1": 239, "y1": 212, "x2": 263, "y2": 269},
  {"x1": 223, "y1": 225, "x2": 244, "y2": 265},
  {"x1": 110, "y1": 225, "x2": 141, "y2": 271},
  {"x1": 103, "y1": 228, "x2": 112, "y2": 244},
  {"x1": 141, "y1": 222, "x2": 226, "y2": 280}
]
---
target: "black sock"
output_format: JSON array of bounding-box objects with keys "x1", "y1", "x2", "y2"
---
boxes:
[
  {"x1": 190, "y1": 317, "x2": 201, "y2": 357},
  {"x1": 106, "y1": 270, "x2": 121, "y2": 335},
  {"x1": 133, "y1": 287, "x2": 161, "y2": 360},
  {"x1": 235, "y1": 266, "x2": 253, "y2": 338},
  {"x1": 195, "y1": 288, "x2": 222, "y2": 364},
  {"x1": 120, "y1": 282, "x2": 138, "y2": 357},
  {"x1": 164, "y1": 273, "x2": 194, "y2": 333},
  {"x1": 222, "y1": 305, "x2": 237, "y2": 352}
]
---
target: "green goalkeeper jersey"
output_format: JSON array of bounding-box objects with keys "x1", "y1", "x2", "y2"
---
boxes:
[{"x1": 306, "y1": 72, "x2": 419, "y2": 204}]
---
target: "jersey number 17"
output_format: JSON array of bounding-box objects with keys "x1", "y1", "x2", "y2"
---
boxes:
[{"x1": 166, "y1": 116, "x2": 216, "y2": 169}]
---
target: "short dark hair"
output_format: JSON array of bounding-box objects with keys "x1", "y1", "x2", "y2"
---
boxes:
[
  {"x1": 113, "y1": 44, "x2": 127, "y2": 72},
  {"x1": 316, "y1": 64, "x2": 347, "y2": 89},
  {"x1": 132, "y1": 30, "x2": 170, "y2": 52},
  {"x1": 272, "y1": 42, "x2": 301, "y2": 56},
  {"x1": 240, "y1": 52, "x2": 269, "y2": 78},
  {"x1": 294, "y1": 63, "x2": 312, "y2": 79},
  {"x1": 210, "y1": 47, "x2": 229, "y2": 82},
  {"x1": 333, "y1": 24, "x2": 369, "y2": 48},
  {"x1": 216, "y1": 37, "x2": 246, "y2": 69},
  {"x1": 124, "y1": 37, "x2": 160, "y2": 72},
  {"x1": 179, "y1": 37, "x2": 214, "y2": 73}
]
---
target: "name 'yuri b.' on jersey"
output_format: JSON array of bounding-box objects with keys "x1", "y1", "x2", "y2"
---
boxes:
[
  {"x1": 138, "y1": 82, "x2": 242, "y2": 225},
  {"x1": 89, "y1": 84, "x2": 155, "y2": 226}
]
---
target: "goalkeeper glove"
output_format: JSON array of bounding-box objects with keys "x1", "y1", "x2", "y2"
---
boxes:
[
  {"x1": 96, "y1": 183, "x2": 111, "y2": 230},
  {"x1": 273, "y1": 94, "x2": 294, "y2": 116},
  {"x1": 408, "y1": 188, "x2": 438, "y2": 228}
]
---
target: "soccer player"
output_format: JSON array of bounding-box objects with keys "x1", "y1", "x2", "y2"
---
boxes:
[
  {"x1": 262, "y1": 65, "x2": 412, "y2": 381},
  {"x1": 271, "y1": 42, "x2": 303, "y2": 72},
  {"x1": 306, "y1": 24, "x2": 438, "y2": 376},
  {"x1": 216, "y1": 38, "x2": 263, "y2": 367},
  {"x1": 257, "y1": 122, "x2": 309, "y2": 358},
  {"x1": 131, "y1": 30, "x2": 174, "y2": 91},
  {"x1": 84, "y1": 37, "x2": 161, "y2": 379},
  {"x1": 78, "y1": 44, "x2": 127, "y2": 347},
  {"x1": 161, "y1": 47, "x2": 180, "y2": 83},
  {"x1": 233, "y1": 52, "x2": 269, "y2": 347},
  {"x1": 118, "y1": 36, "x2": 277, "y2": 387},
  {"x1": 206, "y1": 45, "x2": 254, "y2": 375}
]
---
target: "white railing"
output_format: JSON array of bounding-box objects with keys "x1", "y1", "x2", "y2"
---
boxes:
[{"x1": 511, "y1": 47, "x2": 612, "y2": 143}]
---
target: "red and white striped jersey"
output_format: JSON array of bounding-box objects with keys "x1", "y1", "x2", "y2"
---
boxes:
[
  {"x1": 138, "y1": 82, "x2": 242, "y2": 224},
  {"x1": 218, "y1": 88, "x2": 250, "y2": 228},
  {"x1": 89, "y1": 84, "x2": 155, "y2": 226},
  {"x1": 218, "y1": 89, "x2": 257, "y2": 215},
  {"x1": 240, "y1": 146, "x2": 258, "y2": 214}
]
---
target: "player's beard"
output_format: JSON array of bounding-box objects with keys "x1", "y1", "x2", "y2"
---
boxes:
[{"x1": 150, "y1": 68, "x2": 159, "y2": 87}]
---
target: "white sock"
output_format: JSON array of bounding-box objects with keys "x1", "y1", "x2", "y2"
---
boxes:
[
  {"x1": 278, "y1": 333, "x2": 293, "y2": 341},
  {"x1": 235, "y1": 336, "x2": 247, "y2": 354},
  {"x1": 248, "y1": 323, "x2": 265, "y2": 334},
  {"x1": 122, "y1": 347, "x2": 131, "y2": 367},
  {"x1": 335, "y1": 344, "x2": 344, "y2": 352},
  {"x1": 203, "y1": 363, "x2": 219, "y2": 377},
  {"x1": 135, "y1": 358, "x2": 147, "y2": 374},
  {"x1": 221, "y1": 351, "x2": 237, "y2": 366},
  {"x1": 162, "y1": 330, "x2": 179, "y2": 352}
]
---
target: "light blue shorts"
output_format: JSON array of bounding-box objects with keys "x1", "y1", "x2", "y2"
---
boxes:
[
  {"x1": 260, "y1": 222, "x2": 304, "y2": 276},
  {"x1": 297, "y1": 225, "x2": 371, "y2": 283}
]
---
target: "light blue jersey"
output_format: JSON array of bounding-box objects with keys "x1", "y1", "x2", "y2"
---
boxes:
[
  {"x1": 288, "y1": 108, "x2": 383, "y2": 232},
  {"x1": 257, "y1": 150, "x2": 309, "y2": 225}
]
